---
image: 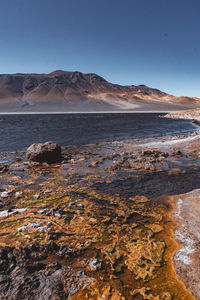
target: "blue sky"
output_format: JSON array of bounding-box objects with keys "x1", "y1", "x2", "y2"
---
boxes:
[{"x1": 0, "y1": 0, "x2": 200, "y2": 97}]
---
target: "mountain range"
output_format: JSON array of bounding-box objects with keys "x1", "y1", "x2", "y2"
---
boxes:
[{"x1": 0, "y1": 70, "x2": 199, "y2": 112}]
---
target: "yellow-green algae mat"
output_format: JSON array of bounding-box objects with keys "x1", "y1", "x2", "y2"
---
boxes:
[{"x1": 0, "y1": 170, "x2": 195, "y2": 300}]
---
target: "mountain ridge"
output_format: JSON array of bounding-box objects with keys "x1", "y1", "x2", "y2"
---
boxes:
[{"x1": 0, "y1": 70, "x2": 199, "y2": 111}]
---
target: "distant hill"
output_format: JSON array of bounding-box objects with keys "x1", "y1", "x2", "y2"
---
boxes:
[{"x1": 0, "y1": 70, "x2": 199, "y2": 112}]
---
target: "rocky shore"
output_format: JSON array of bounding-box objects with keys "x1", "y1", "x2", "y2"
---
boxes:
[
  {"x1": 163, "y1": 108, "x2": 200, "y2": 122},
  {"x1": 0, "y1": 117, "x2": 200, "y2": 299}
]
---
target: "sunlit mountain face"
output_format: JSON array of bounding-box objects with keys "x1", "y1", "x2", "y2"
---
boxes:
[{"x1": 0, "y1": 70, "x2": 199, "y2": 112}]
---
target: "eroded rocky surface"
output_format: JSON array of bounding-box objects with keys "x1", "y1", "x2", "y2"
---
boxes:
[
  {"x1": 0, "y1": 139, "x2": 199, "y2": 299},
  {"x1": 0, "y1": 242, "x2": 94, "y2": 300}
]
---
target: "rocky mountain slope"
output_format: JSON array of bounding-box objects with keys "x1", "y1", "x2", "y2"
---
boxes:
[{"x1": 0, "y1": 70, "x2": 199, "y2": 111}]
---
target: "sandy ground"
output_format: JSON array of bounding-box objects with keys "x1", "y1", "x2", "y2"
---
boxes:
[
  {"x1": 168, "y1": 111, "x2": 200, "y2": 300},
  {"x1": 0, "y1": 97, "x2": 198, "y2": 113},
  {"x1": 146, "y1": 134, "x2": 200, "y2": 299},
  {"x1": 173, "y1": 190, "x2": 200, "y2": 299}
]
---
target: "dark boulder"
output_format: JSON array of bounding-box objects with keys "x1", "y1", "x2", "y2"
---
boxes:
[{"x1": 26, "y1": 141, "x2": 61, "y2": 163}]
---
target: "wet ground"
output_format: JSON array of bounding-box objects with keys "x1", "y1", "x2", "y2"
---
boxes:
[{"x1": 0, "y1": 135, "x2": 200, "y2": 299}]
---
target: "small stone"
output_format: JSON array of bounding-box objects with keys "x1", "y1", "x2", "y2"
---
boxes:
[
  {"x1": 15, "y1": 191, "x2": 23, "y2": 199},
  {"x1": 0, "y1": 192, "x2": 9, "y2": 198},
  {"x1": 34, "y1": 194, "x2": 40, "y2": 199},
  {"x1": 75, "y1": 199, "x2": 82, "y2": 202},
  {"x1": 18, "y1": 225, "x2": 27, "y2": 232},
  {"x1": 68, "y1": 202, "x2": 75, "y2": 207},
  {"x1": 0, "y1": 210, "x2": 9, "y2": 218},
  {"x1": 38, "y1": 208, "x2": 48, "y2": 214},
  {"x1": 44, "y1": 190, "x2": 52, "y2": 194},
  {"x1": 149, "y1": 224, "x2": 163, "y2": 233},
  {"x1": 89, "y1": 161, "x2": 99, "y2": 168},
  {"x1": 54, "y1": 213, "x2": 62, "y2": 219},
  {"x1": 0, "y1": 166, "x2": 9, "y2": 173},
  {"x1": 28, "y1": 222, "x2": 44, "y2": 228},
  {"x1": 8, "y1": 206, "x2": 15, "y2": 212},
  {"x1": 37, "y1": 226, "x2": 49, "y2": 232},
  {"x1": 48, "y1": 208, "x2": 57, "y2": 215}
]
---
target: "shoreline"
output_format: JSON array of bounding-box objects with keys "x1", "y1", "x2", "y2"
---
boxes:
[
  {"x1": 162, "y1": 109, "x2": 200, "y2": 300},
  {"x1": 134, "y1": 130, "x2": 200, "y2": 148},
  {"x1": 0, "y1": 110, "x2": 195, "y2": 115},
  {"x1": 172, "y1": 190, "x2": 200, "y2": 299}
]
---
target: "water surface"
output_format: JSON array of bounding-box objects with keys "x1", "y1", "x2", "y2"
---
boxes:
[{"x1": 0, "y1": 113, "x2": 198, "y2": 152}]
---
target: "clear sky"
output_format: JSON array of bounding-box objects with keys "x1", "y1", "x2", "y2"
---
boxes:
[{"x1": 0, "y1": 0, "x2": 200, "y2": 97}]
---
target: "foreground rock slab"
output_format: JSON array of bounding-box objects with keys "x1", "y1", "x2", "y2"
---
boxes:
[{"x1": 0, "y1": 242, "x2": 94, "y2": 300}]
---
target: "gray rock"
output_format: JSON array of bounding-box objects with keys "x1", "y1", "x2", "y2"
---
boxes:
[
  {"x1": 37, "y1": 226, "x2": 49, "y2": 232},
  {"x1": 0, "y1": 191, "x2": 9, "y2": 198},
  {"x1": 18, "y1": 222, "x2": 49, "y2": 233},
  {"x1": 15, "y1": 191, "x2": 23, "y2": 199},
  {"x1": 38, "y1": 208, "x2": 48, "y2": 214},
  {"x1": 0, "y1": 208, "x2": 27, "y2": 218},
  {"x1": 18, "y1": 225, "x2": 27, "y2": 232},
  {"x1": 54, "y1": 213, "x2": 62, "y2": 219},
  {"x1": 28, "y1": 222, "x2": 44, "y2": 228},
  {"x1": 44, "y1": 190, "x2": 52, "y2": 194}
]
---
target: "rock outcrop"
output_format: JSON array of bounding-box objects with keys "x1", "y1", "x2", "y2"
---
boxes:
[
  {"x1": 164, "y1": 108, "x2": 200, "y2": 122},
  {"x1": 0, "y1": 242, "x2": 94, "y2": 300}
]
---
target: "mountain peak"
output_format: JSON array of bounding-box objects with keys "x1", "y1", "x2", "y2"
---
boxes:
[{"x1": 48, "y1": 70, "x2": 67, "y2": 76}]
